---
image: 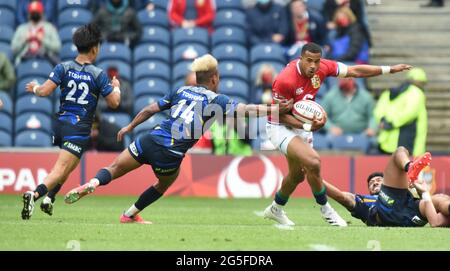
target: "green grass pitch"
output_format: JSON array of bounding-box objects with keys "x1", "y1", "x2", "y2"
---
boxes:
[{"x1": 0, "y1": 195, "x2": 448, "y2": 251}]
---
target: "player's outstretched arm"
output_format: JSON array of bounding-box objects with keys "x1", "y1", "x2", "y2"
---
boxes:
[
  {"x1": 26, "y1": 79, "x2": 58, "y2": 97},
  {"x1": 105, "y1": 76, "x2": 121, "y2": 109},
  {"x1": 346, "y1": 64, "x2": 412, "y2": 78},
  {"x1": 323, "y1": 180, "x2": 356, "y2": 211},
  {"x1": 235, "y1": 99, "x2": 293, "y2": 117},
  {"x1": 117, "y1": 102, "x2": 161, "y2": 142}
]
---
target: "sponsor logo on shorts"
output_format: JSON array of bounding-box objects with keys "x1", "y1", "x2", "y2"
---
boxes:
[
  {"x1": 154, "y1": 167, "x2": 177, "y2": 174},
  {"x1": 379, "y1": 190, "x2": 395, "y2": 205},
  {"x1": 129, "y1": 141, "x2": 139, "y2": 157},
  {"x1": 64, "y1": 142, "x2": 82, "y2": 154},
  {"x1": 411, "y1": 215, "x2": 427, "y2": 226}
]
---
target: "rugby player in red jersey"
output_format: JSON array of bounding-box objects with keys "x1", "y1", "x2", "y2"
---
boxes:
[{"x1": 263, "y1": 42, "x2": 412, "y2": 226}]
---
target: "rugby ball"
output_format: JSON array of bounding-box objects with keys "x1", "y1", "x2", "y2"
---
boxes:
[{"x1": 292, "y1": 100, "x2": 325, "y2": 124}]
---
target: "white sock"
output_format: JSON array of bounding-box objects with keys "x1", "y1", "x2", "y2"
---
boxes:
[
  {"x1": 43, "y1": 196, "x2": 52, "y2": 204},
  {"x1": 89, "y1": 178, "x2": 100, "y2": 187},
  {"x1": 124, "y1": 204, "x2": 140, "y2": 217},
  {"x1": 321, "y1": 202, "x2": 332, "y2": 210},
  {"x1": 271, "y1": 201, "x2": 284, "y2": 210}
]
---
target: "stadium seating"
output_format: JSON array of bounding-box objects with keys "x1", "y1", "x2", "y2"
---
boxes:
[
  {"x1": 0, "y1": 113, "x2": 12, "y2": 133},
  {"x1": 172, "y1": 44, "x2": 209, "y2": 64},
  {"x1": 57, "y1": 0, "x2": 90, "y2": 12},
  {"x1": 134, "y1": 78, "x2": 170, "y2": 98},
  {"x1": 151, "y1": 0, "x2": 168, "y2": 11},
  {"x1": 15, "y1": 130, "x2": 52, "y2": 147},
  {"x1": 0, "y1": 25, "x2": 14, "y2": 43},
  {"x1": 0, "y1": 8, "x2": 15, "y2": 28},
  {"x1": 213, "y1": 10, "x2": 246, "y2": 30},
  {"x1": 313, "y1": 133, "x2": 331, "y2": 150},
  {"x1": 133, "y1": 113, "x2": 167, "y2": 136},
  {"x1": 133, "y1": 43, "x2": 170, "y2": 64},
  {"x1": 15, "y1": 112, "x2": 52, "y2": 134},
  {"x1": 0, "y1": 1, "x2": 16, "y2": 11},
  {"x1": 0, "y1": 92, "x2": 13, "y2": 115},
  {"x1": 216, "y1": 0, "x2": 243, "y2": 11},
  {"x1": 172, "y1": 27, "x2": 209, "y2": 48},
  {"x1": 60, "y1": 42, "x2": 78, "y2": 62},
  {"x1": 138, "y1": 9, "x2": 169, "y2": 28},
  {"x1": 211, "y1": 27, "x2": 247, "y2": 47},
  {"x1": 58, "y1": 8, "x2": 92, "y2": 28},
  {"x1": 0, "y1": 42, "x2": 12, "y2": 61},
  {"x1": 16, "y1": 60, "x2": 53, "y2": 79},
  {"x1": 98, "y1": 60, "x2": 132, "y2": 82},
  {"x1": 218, "y1": 61, "x2": 248, "y2": 82},
  {"x1": 0, "y1": 130, "x2": 12, "y2": 147},
  {"x1": 133, "y1": 60, "x2": 171, "y2": 82},
  {"x1": 330, "y1": 134, "x2": 371, "y2": 153},
  {"x1": 134, "y1": 95, "x2": 164, "y2": 116},
  {"x1": 15, "y1": 96, "x2": 53, "y2": 115},
  {"x1": 228, "y1": 95, "x2": 249, "y2": 104},
  {"x1": 219, "y1": 79, "x2": 250, "y2": 100},
  {"x1": 59, "y1": 25, "x2": 78, "y2": 44},
  {"x1": 172, "y1": 79, "x2": 185, "y2": 92},
  {"x1": 140, "y1": 26, "x2": 171, "y2": 47},
  {"x1": 212, "y1": 44, "x2": 248, "y2": 64},
  {"x1": 101, "y1": 112, "x2": 131, "y2": 129},
  {"x1": 16, "y1": 76, "x2": 47, "y2": 98},
  {"x1": 250, "y1": 43, "x2": 286, "y2": 65},
  {"x1": 97, "y1": 43, "x2": 132, "y2": 64},
  {"x1": 172, "y1": 61, "x2": 192, "y2": 82}
]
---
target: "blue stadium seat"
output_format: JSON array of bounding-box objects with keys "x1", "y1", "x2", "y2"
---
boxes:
[
  {"x1": 212, "y1": 44, "x2": 248, "y2": 64},
  {"x1": 250, "y1": 62, "x2": 285, "y2": 82},
  {"x1": 54, "y1": 96, "x2": 60, "y2": 113},
  {"x1": 228, "y1": 95, "x2": 248, "y2": 104},
  {"x1": 172, "y1": 27, "x2": 209, "y2": 47},
  {"x1": 15, "y1": 130, "x2": 52, "y2": 147},
  {"x1": 0, "y1": 1, "x2": 16, "y2": 11},
  {"x1": 16, "y1": 60, "x2": 53, "y2": 79},
  {"x1": 134, "y1": 78, "x2": 170, "y2": 98},
  {"x1": 306, "y1": 0, "x2": 326, "y2": 12},
  {"x1": 211, "y1": 27, "x2": 246, "y2": 47},
  {"x1": 57, "y1": 0, "x2": 90, "y2": 12},
  {"x1": 250, "y1": 43, "x2": 286, "y2": 65},
  {"x1": 97, "y1": 43, "x2": 132, "y2": 64},
  {"x1": 172, "y1": 44, "x2": 209, "y2": 64},
  {"x1": 134, "y1": 95, "x2": 164, "y2": 116},
  {"x1": 219, "y1": 79, "x2": 249, "y2": 100},
  {"x1": 152, "y1": 0, "x2": 168, "y2": 10},
  {"x1": 0, "y1": 113, "x2": 12, "y2": 133},
  {"x1": 213, "y1": 10, "x2": 246, "y2": 29},
  {"x1": 330, "y1": 134, "x2": 371, "y2": 153},
  {"x1": 16, "y1": 76, "x2": 47, "y2": 98},
  {"x1": 15, "y1": 96, "x2": 53, "y2": 115},
  {"x1": 15, "y1": 112, "x2": 52, "y2": 134},
  {"x1": 58, "y1": 8, "x2": 92, "y2": 28},
  {"x1": 97, "y1": 60, "x2": 132, "y2": 82},
  {"x1": 172, "y1": 61, "x2": 192, "y2": 82},
  {"x1": 216, "y1": 0, "x2": 243, "y2": 11},
  {"x1": 101, "y1": 112, "x2": 131, "y2": 128},
  {"x1": 0, "y1": 8, "x2": 15, "y2": 28},
  {"x1": 60, "y1": 42, "x2": 78, "y2": 61},
  {"x1": 133, "y1": 60, "x2": 170, "y2": 82},
  {"x1": 0, "y1": 42, "x2": 12, "y2": 61},
  {"x1": 140, "y1": 26, "x2": 170, "y2": 47},
  {"x1": 218, "y1": 61, "x2": 248, "y2": 81},
  {"x1": 0, "y1": 92, "x2": 13, "y2": 115},
  {"x1": 133, "y1": 113, "x2": 167, "y2": 136},
  {"x1": 138, "y1": 9, "x2": 169, "y2": 28},
  {"x1": 0, "y1": 26, "x2": 14, "y2": 43},
  {"x1": 172, "y1": 80, "x2": 185, "y2": 92},
  {"x1": 133, "y1": 43, "x2": 170, "y2": 64},
  {"x1": 59, "y1": 25, "x2": 78, "y2": 44},
  {"x1": 313, "y1": 133, "x2": 330, "y2": 150},
  {"x1": 0, "y1": 130, "x2": 12, "y2": 147}
]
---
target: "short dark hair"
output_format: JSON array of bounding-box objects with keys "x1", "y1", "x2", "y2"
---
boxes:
[
  {"x1": 196, "y1": 69, "x2": 217, "y2": 85},
  {"x1": 301, "y1": 42, "x2": 322, "y2": 56},
  {"x1": 73, "y1": 23, "x2": 101, "y2": 54},
  {"x1": 367, "y1": 172, "x2": 384, "y2": 185}
]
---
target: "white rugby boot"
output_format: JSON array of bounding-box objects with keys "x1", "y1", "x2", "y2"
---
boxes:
[
  {"x1": 320, "y1": 202, "x2": 347, "y2": 227},
  {"x1": 263, "y1": 203, "x2": 295, "y2": 226}
]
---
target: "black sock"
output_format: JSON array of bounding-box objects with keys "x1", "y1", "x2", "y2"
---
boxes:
[
  {"x1": 448, "y1": 204, "x2": 450, "y2": 215},
  {"x1": 95, "y1": 168, "x2": 112, "y2": 186},
  {"x1": 134, "y1": 186, "x2": 163, "y2": 211},
  {"x1": 274, "y1": 191, "x2": 289, "y2": 206},
  {"x1": 47, "y1": 183, "x2": 62, "y2": 203},
  {"x1": 404, "y1": 161, "x2": 411, "y2": 172},
  {"x1": 313, "y1": 186, "x2": 328, "y2": 205},
  {"x1": 34, "y1": 184, "x2": 48, "y2": 201}
]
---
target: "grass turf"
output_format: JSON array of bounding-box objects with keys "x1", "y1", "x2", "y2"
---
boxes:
[{"x1": 0, "y1": 195, "x2": 448, "y2": 251}]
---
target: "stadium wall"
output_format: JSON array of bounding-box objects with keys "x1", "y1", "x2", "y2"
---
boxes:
[{"x1": 0, "y1": 152, "x2": 448, "y2": 197}]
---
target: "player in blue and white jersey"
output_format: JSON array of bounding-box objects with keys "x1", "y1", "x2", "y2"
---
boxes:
[
  {"x1": 21, "y1": 24, "x2": 122, "y2": 219},
  {"x1": 64, "y1": 54, "x2": 293, "y2": 224}
]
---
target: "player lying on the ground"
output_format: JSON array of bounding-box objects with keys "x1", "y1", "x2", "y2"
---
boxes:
[
  {"x1": 64, "y1": 54, "x2": 293, "y2": 224},
  {"x1": 324, "y1": 147, "x2": 450, "y2": 227},
  {"x1": 21, "y1": 24, "x2": 121, "y2": 220}
]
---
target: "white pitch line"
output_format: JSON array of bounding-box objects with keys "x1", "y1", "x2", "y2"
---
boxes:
[
  {"x1": 308, "y1": 243, "x2": 337, "y2": 251},
  {"x1": 274, "y1": 224, "x2": 294, "y2": 230},
  {"x1": 253, "y1": 210, "x2": 264, "y2": 217}
]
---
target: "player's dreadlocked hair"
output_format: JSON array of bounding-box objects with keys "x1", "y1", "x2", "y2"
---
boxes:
[
  {"x1": 191, "y1": 54, "x2": 218, "y2": 84},
  {"x1": 73, "y1": 23, "x2": 101, "y2": 54},
  {"x1": 301, "y1": 42, "x2": 322, "y2": 56}
]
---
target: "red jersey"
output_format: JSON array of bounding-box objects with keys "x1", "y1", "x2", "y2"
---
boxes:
[{"x1": 269, "y1": 59, "x2": 343, "y2": 123}]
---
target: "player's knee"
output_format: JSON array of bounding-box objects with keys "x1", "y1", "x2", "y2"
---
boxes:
[
  {"x1": 395, "y1": 146, "x2": 409, "y2": 156},
  {"x1": 304, "y1": 156, "x2": 321, "y2": 174}
]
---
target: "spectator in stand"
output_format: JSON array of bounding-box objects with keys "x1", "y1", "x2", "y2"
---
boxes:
[
  {"x1": 11, "y1": 1, "x2": 61, "y2": 65},
  {"x1": 168, "y1": 0, "x2": 216, "y2": 32},
  {"x1": 421, "y1": 0, "x2": 444, "y2": 7},
  {"x1": 98, "y1": 66, "x2": 133, "y2": 115},
  {"x1": 327, "y1": 6, "x2": 369, "y2": 64},
  {"x1": 0, "y1": 53, "x2": 16, "y2": 93},
  {"x1": 323, "y1": 0, "x2": 371, "y2": 47},
  {"x1": 92, "y1": 0, "x2": 142, "y2": 48},
  {"x1": 321, "y1": 78, "x2": 376, "y2": 140},
  {"x1": 16, "y1": 0, "x2": 56, "y2": 25},
  {"x1": 253, "y1": 64, "x2": 278, "y2": 104},
  {"x1": 90, "y1": 112, "x2": 124, "y2": 152},
  {"x1": 246, "y1": 0, "x2": 289, "y2": 46}
]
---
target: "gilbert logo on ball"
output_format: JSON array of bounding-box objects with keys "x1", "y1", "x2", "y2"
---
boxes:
[{"x1": 292, "y1": 100, "x2": 324, "y2": 123}]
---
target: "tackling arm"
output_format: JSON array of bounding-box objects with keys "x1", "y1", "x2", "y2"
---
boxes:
[
  {"x1": 234, "y1": 99, "x2": 293, "y2": 118},
  {"x1": 117, "y1": 102, "x2": 161, "y2": 141},
  {"x1": 323, "y1": 180, "x2": 356, "y2": 211}
]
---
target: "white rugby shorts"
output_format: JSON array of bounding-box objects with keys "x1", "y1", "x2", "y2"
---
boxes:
[{"x1": 266, "y1": 123, "x2": 313, "y2": 155}]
